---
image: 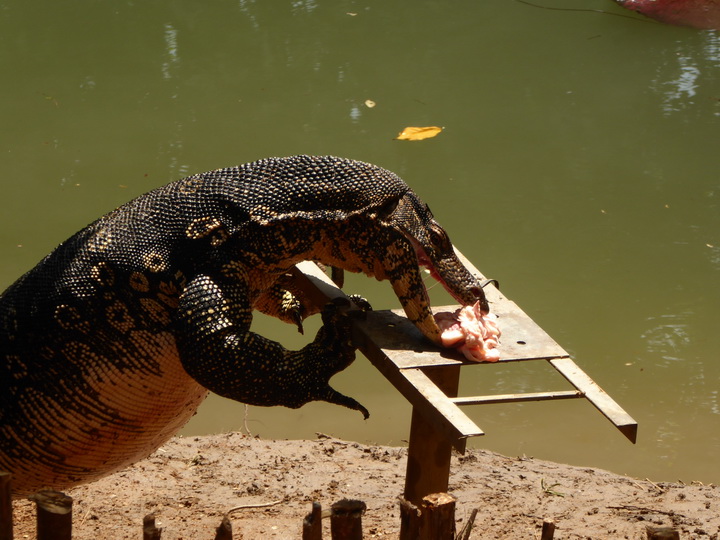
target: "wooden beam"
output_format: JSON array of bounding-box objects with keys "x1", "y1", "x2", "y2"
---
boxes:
[
  {"x1": 397, "y1": 368, "x2": 483, "y2": 445},
  {"x1": 549, "y1": 357, "x2": 638, "y2": 443},
  {"x1": 451, "y1": 390, "x2": 583, "y2": 406}
]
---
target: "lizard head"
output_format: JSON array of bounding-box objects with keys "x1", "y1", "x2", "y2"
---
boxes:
[{"x1": 372, "y1": 189, "x2": 489, "y2": 344}]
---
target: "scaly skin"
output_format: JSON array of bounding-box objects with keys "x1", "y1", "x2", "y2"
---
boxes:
[{"x1": 0, "y1": 155, "x2": 487, "y2": 496}]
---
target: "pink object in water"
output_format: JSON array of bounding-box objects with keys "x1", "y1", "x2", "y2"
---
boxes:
[
  {"x1": 615, "y1": 0, "x2": 720, "y2": 30},
  {"x1": 435, "y1": 301, "x2": 501, "y2": 363}
]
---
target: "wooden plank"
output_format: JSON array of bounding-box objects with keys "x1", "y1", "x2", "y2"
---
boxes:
[
  {"x1": 357, "y1": 305, "x2": 570, "y2": 369},
  {"x1": 294, "y1": 262, "x2": 569, "y2": 365},
  {"x1": 452, "y1": 248, "x2": 570, "y2": 360},
  {"x1": 451, "y1": 390, "x2": 583, "y2": 406},
  {"x1": 549, "y1": 357, "x2": 638, "y2": 443},
  {"x1": 489, "y1": 300, "x2": 570, "y2": 361}
]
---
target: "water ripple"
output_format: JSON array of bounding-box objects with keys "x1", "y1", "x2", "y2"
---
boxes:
[{"x1": 640, "y1": 312, "x2": 692, "y2": 364}]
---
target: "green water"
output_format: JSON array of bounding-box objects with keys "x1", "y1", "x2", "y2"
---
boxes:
[{"x1": 1, "y1": 0, "x2": 718, "y2": 484}]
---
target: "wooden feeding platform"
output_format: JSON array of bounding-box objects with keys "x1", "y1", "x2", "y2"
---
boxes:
[{"x1": 291, "y1": 248, "x2": 637, "y2": 519}]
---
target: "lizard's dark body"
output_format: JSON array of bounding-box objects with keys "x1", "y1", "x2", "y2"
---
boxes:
[{"x1": 0, "y1": 155, "x2": 487, "y2": 497}]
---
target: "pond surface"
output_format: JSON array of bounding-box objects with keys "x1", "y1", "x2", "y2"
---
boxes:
[{"x1": 1, "y1": 0, "x2": 719, "y2": 484}]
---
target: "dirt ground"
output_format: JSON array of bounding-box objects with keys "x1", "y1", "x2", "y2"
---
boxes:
[{"x1": 10, "y1": 432, "x2": 719, "y2": 539}]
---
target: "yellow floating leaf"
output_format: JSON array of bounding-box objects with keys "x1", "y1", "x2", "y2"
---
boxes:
[
  {"x1": 365, "y1": 99, "x2": 376, "y2": 108},
  {"x1": 395, "y1": 126, "x2": 443, "y2": 141}
]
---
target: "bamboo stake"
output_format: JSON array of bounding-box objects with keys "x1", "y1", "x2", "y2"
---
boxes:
[
  {"x1": 302, "y1": 501, "x2": 323, "y2": 540},
  {"x1": 330, "y1": 499, "x2": 365, "y2": 540},
  {"x1": 29, "y1": 491, "x2": 72, "y2": 540},
  {"x1": 646, "y1": 525, "x2": 680, "y2": 539},
  {"x1": 214, "y1": 515, "x2": 232, "y2": 540},
  {"x1": 540, "y1": 518, "x2": 555, "y2": 540},
  {"x1": 399, "y1": 492, "x2": 456, "y2": 540},
  {"x1": 143, "y1": 514, "x2": 162, "y2": 540}
]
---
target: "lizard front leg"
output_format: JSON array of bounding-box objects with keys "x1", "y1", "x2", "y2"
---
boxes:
[{"x1": 174, "y1": 274, "x2": 369, "y2": 418}]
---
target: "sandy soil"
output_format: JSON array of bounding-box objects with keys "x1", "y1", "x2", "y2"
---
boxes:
[{"x1": 10, "y1": 432, "x2": 719, "y2": 539}]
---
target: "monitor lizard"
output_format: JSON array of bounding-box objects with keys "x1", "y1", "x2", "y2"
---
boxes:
[{"x1": 0, "y1": 155, "x2": 488, "y2": 496}]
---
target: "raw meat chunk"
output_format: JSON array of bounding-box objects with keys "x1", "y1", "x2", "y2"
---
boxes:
[{"x1": 434, "y1": 301, "x2": 501, "y2": 362}]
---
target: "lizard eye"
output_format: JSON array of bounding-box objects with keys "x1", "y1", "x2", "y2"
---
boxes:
[{"x1": 428, "y1": 222, "x2": 452, "y2": 252}]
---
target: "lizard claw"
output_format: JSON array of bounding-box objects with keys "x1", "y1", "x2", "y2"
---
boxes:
[
  {"x1": 280, "y1": 290, "x2": 305, "y2": 334},
  {"x1": 322, "y1": 387, "x2": 370, "y2": 419}
]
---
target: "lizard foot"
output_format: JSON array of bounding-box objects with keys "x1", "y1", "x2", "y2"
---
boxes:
[{"x1": 290, "y1": 297, "x2": 369, "y2": 418}]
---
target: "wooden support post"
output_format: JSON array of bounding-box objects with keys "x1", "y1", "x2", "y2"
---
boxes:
[
  {"x1": 29, "y1": 491, "x2": 72, "y2": 540},
  {"x1": 214, "y1": 515, "x2": 233, "y2": 540},
  {"x1": 401, "y1": 364, "x2": 460, "y2": 540},
  {"x1": 0, "y1": 472, "x2": 12, "y2": 540},
  {"x1": 330, "y1": 499, "x2": 365, "y2": 540},
  {"x1": 403, "y1": 365, "x2": 461, "y2": 506},
  {"x1": 399, "y1": 492, "x2": 456, "y2": 540},
  {"x1": 143, "y1": 514, "x2": 162, "y2": 540},
  {"x1": 302, "y1": 501, "x2": 323, "y2": 540}
]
